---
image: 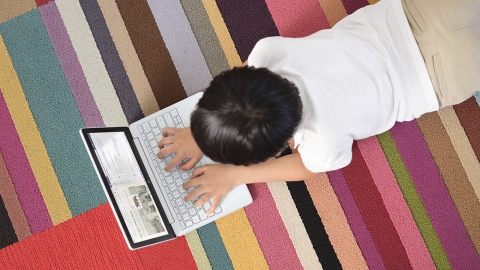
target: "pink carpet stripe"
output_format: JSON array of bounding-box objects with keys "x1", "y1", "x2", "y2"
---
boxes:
[
  {"x1": 391, "y1": 120, "x2": 480, "y2": 269},
  {"x1": 243, "y1": 183, "x2": 302, "y2": 269},
  {"x1": 39, "y1": 2, "x2": 104, "y2": 128},
  {"x1": 0, "y1": 89, "x2": 53, "y2": 234},
  {"x1": 264, "y1": 0, "x2": 330, "y2": 38},
  {"x1": 357, "y1": 136, "x2": 436, "y2": 270},
  {"x1": 327, "y1": 169, "x2": 386, "y2": 270}
]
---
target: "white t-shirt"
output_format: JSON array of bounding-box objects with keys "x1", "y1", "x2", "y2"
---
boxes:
[{"x1": 248, "y1": 0, "x2": 438, "y2": 173}]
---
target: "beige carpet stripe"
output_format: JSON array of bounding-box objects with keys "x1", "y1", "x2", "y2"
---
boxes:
[
  {"x1": 317, "y1": 0, "x2": 348, "y2": 27},
  {"x1": 0, "y1": 0, "x2": 37, "y2": 24},
  {"x1": 200, "y1": 0, "x2": 242, "y2": 68},
  {"x1": 438, "y1": 106, "x2": 480, "y2": 202},
  {"x1": 305, "y1": 173, "x2": 368, "y2": 270},
  {"x1": 417, "y1": 112, "x2": 480, "y2": 256},
  {"x1": 96, "y1": 0, "x2": 159, "y2": 117},
  {"x1": 267, "y1": 181, "x2": 323, "y2": 270},
  {"x1": 55, "y1": 0, "x2": 128, "y2": 127},
  {"x1": 184, "y1": 231, "x2": 212, "y2": 270}
]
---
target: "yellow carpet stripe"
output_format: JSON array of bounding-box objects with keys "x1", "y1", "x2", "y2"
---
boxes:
[
  {"x1": 215, "y1": 209, "x2": 269, "y2": 270},
  {"x1": 184, "y1": 231, "x2": 213, "y2": 270},
  {"x1": 96, "y1": 0, "x2": 160, "y2": 117},
  {"x1": 200, "y1": 0, "x2": 242, "y2": 68},
  {"x1": 437, "y1": 106, "x2": 480, "y2": 201},
  {"x1": 0, "y1": 34, "x2": 72, "y2": 225},
  {"x1": 268, "y1": 182, "x2": 323, "y2": 269}
]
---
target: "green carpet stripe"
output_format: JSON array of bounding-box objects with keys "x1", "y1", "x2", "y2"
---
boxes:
[
  {"x1": 179, "y1": 0, "x2": 230, "y2": 77},
  {"x1": 0, "y1": 9, "x2": 107, "y2": 216},
  {"x1": 376, "y1": 131, "x2": 452, "y2": 269},
  {"x1": 196, "y1": 223, "x2": 234, "y2": 270}
]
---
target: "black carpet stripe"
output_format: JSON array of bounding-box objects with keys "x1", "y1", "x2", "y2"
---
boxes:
[
  {"x1": 0, "y1": 194, "x2": 18, "y2": 249},
  {"x1": 287, "y1": 181, "x2": 342, "y2": 270}
]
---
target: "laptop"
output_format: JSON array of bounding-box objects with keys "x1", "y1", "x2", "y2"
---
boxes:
[{"x1": 80, "y1": 92, "x2": 253, "y2": 250}]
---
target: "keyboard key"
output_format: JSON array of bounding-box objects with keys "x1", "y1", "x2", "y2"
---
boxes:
[
  {"x1": 169, "y1": 183, "x2": 176, "y2": 191},
  {"x1": 159, "y1": 161, "x2": 166, "y2": 169},
  {"x1": 177, "y1": 214, "x2": 182, "y2": 220},
  {"x1": 215, "y1": 206, "x2": 222, "y2": 214},
  {"x1": 172, "y1": 171, "x2": 180, "y2": 178},
  {"x1": 141, "y1": 133, "x2": 146, "y2": 140},
  {"x1": 173, "y1": 191, "x2": 180, "y2": 198},
  {"x1": 170, "y1": 109, "x2": 178, "y2": 117},
  {"x1": 180, "y1": 222, "x2": 185, "y2": 229},
  {"x1": 149, "y1": 119, "x2": 157, "y2": 127},
  {"x1": 164, "y1": 113, "x2": 175, "y2": 127},
  {"x1": 147, "y1": 132, "x2": 154, "y2": 140},
  {"x1": 167, "y1": 194, "x2": 173, "y2": 200},
  {"x1": 166, "y1": 176, "x2": 173, "y2": 183},
  {"x1": 185, "y1": 220, "x2": 193, "y2": 227},
  {"x1": 142, "y1": 122, "x2": 151, "y2": 132},
  {"x1": 157, "y1": 117, "x2": 166, "y2": 129},
  {"x1": 192, "y1": 215, "x2": 200, "y2": 224},
  {"x1": 150, "y1": 140, "x2": 156, "y2": 148},
  {"x1": 181, "y1": 172, "x2": 189, "y2": 180},
  {"x1": 188, "y1": 208, "x2": 196, "y2": 215},
  {"x1": 198, "y1": 209, "x2": 207, "y2": 220},
  {"x1": 175, "y1": 178, "x2": 183, "y2": 186},
  {"x1": 152, "y1": 127, "x2": 160, "y2": 135},
  {"x1": 179, "y1": 206, "x2": 186, "y2": 213},
  {"x1": 176, "y1": 198, "x2": 184, "y2": 206},
  {"x1": 174, "y1": 207, "x2": 179, "y2": 214},
  {"x1": 182, "y1": 213, "x2": 190, "y2": 221},
  {"x1": 203, "y1": 201, "x2": 211, "y2": 211},
  {"x1": 138, "y1": 125, "x2": 144, "y2": 133}
]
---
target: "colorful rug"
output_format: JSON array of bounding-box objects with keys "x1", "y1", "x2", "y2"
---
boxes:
[{"x1": 1, "y1": 0, "x2": 480, "y2": 269}]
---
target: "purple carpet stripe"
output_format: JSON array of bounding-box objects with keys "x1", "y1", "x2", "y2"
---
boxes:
[
  {"x1": 79, "y1": 0, "x2": 144, "y2": 124},
  {"x1": 0, "y1": 89, "x2": 53, "y2": 234},
  {"x1": 243, "y1": 183, "x2": 303, "y2": 269},
  {"x1": 341, "y1": 0, "x2": 370, "y2": 15},
  {"x1": 327, "y1": 169, "x2": 386, "y2": 270},
  {"x1": 38, "y1": 2, "x2": 104, "y2": 128},
  {"x1": 390, "y1": 120, "x2": 480, "y2": 269},
  {"x1": 215, "y1": 0, "x2": 279, "y2": 62}
]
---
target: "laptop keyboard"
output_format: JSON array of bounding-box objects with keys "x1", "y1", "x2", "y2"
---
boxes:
[{"x1": 137, "y1": 108, "x2": 222, "y2": 229}]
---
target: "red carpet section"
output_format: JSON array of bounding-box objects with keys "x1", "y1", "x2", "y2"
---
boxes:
[{"x1": 0, "y1": 203, "x2": 197, "y2": 269}]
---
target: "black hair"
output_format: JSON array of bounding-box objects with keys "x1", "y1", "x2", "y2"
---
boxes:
[{"x1": 190, "y1": 66, "x2": 302, "y2": 166}]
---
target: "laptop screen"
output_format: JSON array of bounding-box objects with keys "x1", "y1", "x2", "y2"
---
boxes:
[{"x1": 82, "y1": 128, "x2": 175, "y2": 248}]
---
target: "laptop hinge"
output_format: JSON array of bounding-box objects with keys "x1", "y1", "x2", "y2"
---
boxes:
[{"x1": 133, "y1": 137, "x2": 175, "y2": 224}]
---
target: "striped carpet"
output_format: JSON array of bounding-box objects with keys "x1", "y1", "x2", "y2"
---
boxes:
[{"x1": 1, "y1": 0, "x2": 480, "y2": 269}]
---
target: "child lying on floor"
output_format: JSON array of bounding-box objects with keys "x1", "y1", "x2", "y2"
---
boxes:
[{"x1": 156, "y1": 0, "x2": 480, "y2": 215}]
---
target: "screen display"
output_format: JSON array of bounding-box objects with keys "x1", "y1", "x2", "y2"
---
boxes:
[{"x1": 87, "y1": 131, "x2": 169, "y2": 243}]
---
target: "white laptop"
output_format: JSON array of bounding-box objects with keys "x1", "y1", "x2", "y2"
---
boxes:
[{"x1": 80, "y1": 92, "x2": 252, "y2": 250}]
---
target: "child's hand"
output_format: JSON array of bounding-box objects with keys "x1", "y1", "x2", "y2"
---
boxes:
[
  {"x1": 157, "y1": 127, "x2": 203, "y2": 172},
  {"x1": 182, "y1": 164, "x2": 244, "y2": 216}
]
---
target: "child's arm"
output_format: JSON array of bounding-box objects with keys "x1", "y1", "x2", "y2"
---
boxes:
[{"x1": 183, "y1": 153, "x2": 320, "y2": 215}]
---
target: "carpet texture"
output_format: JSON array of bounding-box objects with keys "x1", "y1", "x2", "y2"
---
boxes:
[{"x1": 1, "y1": 0, "x2": 480, "y2": 269}]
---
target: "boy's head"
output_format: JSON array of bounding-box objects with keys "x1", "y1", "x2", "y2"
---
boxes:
[{"x1": 190, "y1": 66, "x2": 302, "y2": 166}]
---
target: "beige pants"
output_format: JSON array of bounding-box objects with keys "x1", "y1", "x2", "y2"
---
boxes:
[{"x1": 401, "y1": 0, "x2": 480, "y2": 108}]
